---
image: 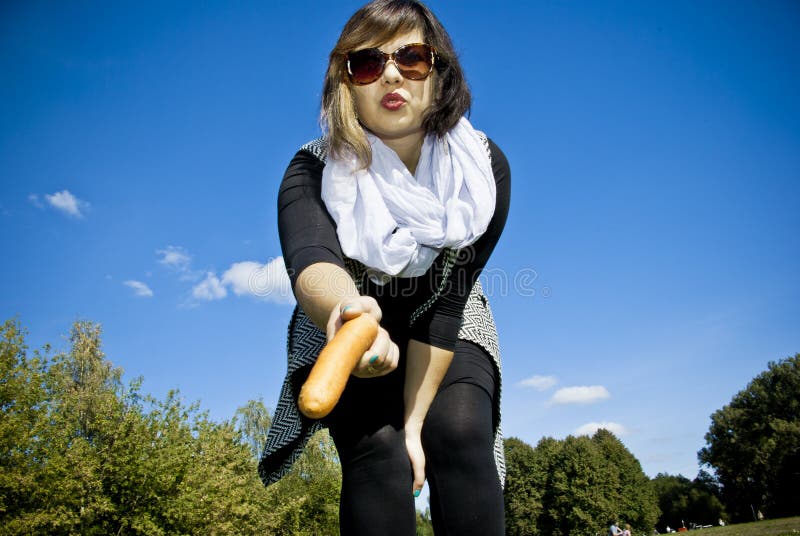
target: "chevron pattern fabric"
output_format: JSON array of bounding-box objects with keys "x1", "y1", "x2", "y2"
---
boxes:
[{"x1": 457, "y1": 279, "x2": 505, "y2": 485}]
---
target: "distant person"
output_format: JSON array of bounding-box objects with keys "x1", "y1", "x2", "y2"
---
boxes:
[
  {"x1": 609, "y1": 521, "x2": 623, "y2": 536},
  {"x1": 622, "y1": 523, "x2": 632, "y2": 536},
  {"x1": 257, "y1": 0, "x2": 510, "y2": 535}
]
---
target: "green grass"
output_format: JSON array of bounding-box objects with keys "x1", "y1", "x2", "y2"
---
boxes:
[{"x1": 667, "y1": 517, "x2": 800, "y2": 536}]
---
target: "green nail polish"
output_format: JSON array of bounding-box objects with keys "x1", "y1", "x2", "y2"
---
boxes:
[
  {"x1": 414, "y1": 489, "x2": 421, "y2": 498},
  {"x1": 369, "y1": 355, "x2": 379, "y2": 364}
]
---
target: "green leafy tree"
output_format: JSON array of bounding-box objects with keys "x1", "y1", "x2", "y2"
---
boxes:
[
  {"x1": 698, "y1": 353, "x2": 800, "y2": 521},
  {"x1": 262, "y1": 429, "x2": 342, "y2": 535},
  {"x1": 0, "y1": 317, "x2": 346, "y2": 535},
  {"x1": 235, "y1": 397, "x2": 271, "y2": 460},
  {"x1": 592, "y1": 429, "x2": 659, "y2": 531},
  {"x1": 503, "y1": 431, "x2": 658, "y2": 536},
  {"x1": 1, "y1": 318, "x2": 125, "y2": 534},
  {"x1": 542, "y1": 434, "x2": 617, "y2": 535},
  {"x1": 415, "y1": 508, "x2": 434, "y2": 536},
  {"x1": 650, "y1": 473, "x2": 726, "y2": 531},
  {"x1": 504, "y1": 436, "x2": 546, "y2": 535},
  {"x1": 0, "y1": 318, "x2": 51, "y2": 532}
]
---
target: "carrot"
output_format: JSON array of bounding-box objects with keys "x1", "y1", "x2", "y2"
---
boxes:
[{"x1": 298, "y1": 313, "x2": 379, "y2": 419}]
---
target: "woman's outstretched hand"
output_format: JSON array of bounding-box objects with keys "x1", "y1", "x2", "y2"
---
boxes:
[
  {"x1": 327, "y1": 297, "x2": 399, "y2": 378},
  {"x1": 405, "y1": 427, "x2": 426, "y2": 498}
]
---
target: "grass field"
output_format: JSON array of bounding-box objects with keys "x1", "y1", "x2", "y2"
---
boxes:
[{"x1": 661, "y1": 517, "x2": 800, "y2": 536}]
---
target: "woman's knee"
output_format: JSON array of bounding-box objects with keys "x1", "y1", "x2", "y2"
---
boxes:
[{"x1": 421, "y1": 384, "x2": 495, "y2": 459}]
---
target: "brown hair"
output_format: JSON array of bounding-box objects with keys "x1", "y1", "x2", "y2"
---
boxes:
[{"x1": 321, "y1": 0, "x2": 471, "y2": 167}]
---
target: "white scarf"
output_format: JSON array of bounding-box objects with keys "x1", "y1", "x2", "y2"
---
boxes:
[{"x1": 321, "y1": 117, "x2": 496, "y2": 284}]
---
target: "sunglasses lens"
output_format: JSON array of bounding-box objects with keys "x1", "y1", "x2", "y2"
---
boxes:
[
  {"x1": 348, "y1": 48, "x2": 385, "y2": 84},
  {"x1": 394, "y1": 44, "x2": 433, "y2": 80},
  {"x1": 347, "y1": 44, "x2": 434, "y2": 84}
]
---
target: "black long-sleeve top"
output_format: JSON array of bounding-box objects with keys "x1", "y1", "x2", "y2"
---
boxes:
[{"x1": 277, "y1": 138, "x2": 510, "y2": 351}]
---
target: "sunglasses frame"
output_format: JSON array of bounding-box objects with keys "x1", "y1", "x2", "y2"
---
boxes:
[{"x1": 345, "y1": 43, "x2": 437, "y2": 85}]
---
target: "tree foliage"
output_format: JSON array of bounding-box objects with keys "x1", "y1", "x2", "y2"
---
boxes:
[
  {"x1": 415, "y1": 508, "x2": 434, "y2": 535},
  {"x1": 698, "y1": 353, "x2": 800, "y2": 521},
  {"x1": 0, "y1": 317, "x2": 342, "y2": 535},
  {"x1": 260, "y1": 428, "x2": 342, "y2": 535},
  {"x1": 504, "y1": 431, "x2": 659, "y2": 535},
  {"x1": 235, "y1": 397, "x2": 271, "y2": 460},
  {"x1": 504, "y1": 437, "x2": 546, "y2": 535},
  {"x1": 650, "y1": 472, "x2": 726, "y2": 531}
]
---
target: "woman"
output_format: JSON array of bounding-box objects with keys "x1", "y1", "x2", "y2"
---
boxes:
[{"x1": 258, "y1": 1, "x2": 510, "y2": 534}]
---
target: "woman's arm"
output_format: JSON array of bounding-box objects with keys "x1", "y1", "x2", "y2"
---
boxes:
[
  {"x1": 295, "y1": 262, "x2": 399, "y2": 378},
  {"x1": 294, "y1": 261, "x2": 359, "y2": 331},
  {"x1": 403, "y1": 340, "x2": 454, "y2": 495},
  {"x1": 279, "y1": 150, "x2": 398, "y2": 377},
  {"x1": 402, "y1": 138, "x2": 511, "y2": 495}
]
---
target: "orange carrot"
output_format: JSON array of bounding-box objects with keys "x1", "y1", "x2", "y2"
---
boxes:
[{"x1": 298, "y1": 313, "x2": 379, "y2": 419}]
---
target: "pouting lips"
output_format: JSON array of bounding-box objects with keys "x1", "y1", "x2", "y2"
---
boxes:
[{"x1": 381, "y1": 92, "x2": 406, "y2": 109}]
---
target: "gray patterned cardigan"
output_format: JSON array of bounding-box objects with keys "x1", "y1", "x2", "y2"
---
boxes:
[{"x1": 258, "y1": 136, "x2": 505, "y2": 487}]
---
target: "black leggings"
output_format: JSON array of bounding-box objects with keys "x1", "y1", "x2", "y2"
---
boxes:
[{"x1": 325, "y1": 339, "x2": 505, "y2": 535}]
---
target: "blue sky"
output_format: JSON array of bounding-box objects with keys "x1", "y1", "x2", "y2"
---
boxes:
[{"x1": 2, "y1": 0, "x2": 798, "y2": 492}]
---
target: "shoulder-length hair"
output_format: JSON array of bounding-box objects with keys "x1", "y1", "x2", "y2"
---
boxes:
[{"x1": 321, "y1": 0, "x2": 471, "y2": 168}]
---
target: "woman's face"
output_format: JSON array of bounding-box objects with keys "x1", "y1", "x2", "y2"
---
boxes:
[{"x1": 350, "y1": 29, "x2": 436, "y2": 144}]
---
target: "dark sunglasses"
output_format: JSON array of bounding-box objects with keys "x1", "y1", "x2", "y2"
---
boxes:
[{"x1": 346, "y1": 43, "x2": 436, "y2": 85}]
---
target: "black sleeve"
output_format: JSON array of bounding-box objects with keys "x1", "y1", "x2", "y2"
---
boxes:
[
  {"x1": 277, "y1": 149, "x2": 345, "y2": 289},
  {"x1": 408, "y1": 138, "x2": 511, "y2": 350}
]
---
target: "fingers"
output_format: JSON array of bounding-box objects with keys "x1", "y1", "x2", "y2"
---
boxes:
[
  {"x1": 351, "y1": 327, "x2": 399, "y2": 378},
  {"x1": 411, "y1": 456, "x2": 425, "y2": 497},
  {"x1": 405, "y1": 434, "x2": 426, "y2": 497},
  {"x1": 364, "y1": 327, "x2": 390, "y2": 368},
  {"x1": 326, "y1": 309, "x2": 342, "y2": 343},
  {"x1": 353, "y1": 329, "x2": 389, "y2": 377},
  {"x1": 326, "y1": 297, "x2": 397, "y2": 379},
  {"x1": 339, "y1": 296, "x2": 382, "y2": 322},
  {"x1": 329, "y1": 297, "x2": 382, "y2": 342},
  {"x1": 386, "y1": 340, "x2": 400, "y2": 371}
]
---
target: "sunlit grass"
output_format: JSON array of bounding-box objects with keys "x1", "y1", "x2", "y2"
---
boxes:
[{"x1": 665, "y1": 517, "x2": 800, "y2": 536}]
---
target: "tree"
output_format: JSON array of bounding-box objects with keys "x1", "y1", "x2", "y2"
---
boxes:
[
  {"x1": 0, "y1": 317, "x2": 345, "y2": 535},
  {"x1": 592, "y1": 429, "x2": 660, "y2": 531},
  {"x1": 0, "y1": 318, "x2": 50, "y2": 532},
  {"x1": 415, "y1": 508, "x2": 434, "y2": 536},
  {"x1": 650, "y1": 473, "x2": 726, "y2": 531},
  {"x1": 504, "y1": 437, "x2": 546, "y2": 535},
  {"x1": 698, "y1": 353, "x2": 800, "y2": 521},
  {"x1": 234, "y1": 397, "x2": 271, "y2": 460},
  {"x1": 260, "y1": 429, "x2": 342, "y2": 535},
  {"x1": 541, "y1": 434, "x2": 618, "y2": 535},
  {"x1": 503, "y1": 431, "x2": 658, "y2": 535}
]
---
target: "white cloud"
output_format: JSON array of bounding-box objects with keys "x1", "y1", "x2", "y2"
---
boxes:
[
  {"x1": 518, "y1": 375, "x2": 557, "y2": 391},
  {"x1": 157, "y1": 245, "x2": 192, "y2": 272},
  {"x1": 549, "y1": 385, "x2": 610, "y2": 405},
  {"x1": 44, "y1": 190, "x2": 88, "y2": 218},
  {"x1": 192, "y1": 272, "x2": 227, "y2": 301},
  {"x1": 168, "y1": 255, "x2": 293, "y2": 306},
  {"x1": 574, "y1": 421, "x2": 628, "y2": 437},
  {"x1": 221, "y1": 261, "x2": 263, "y2": 296},
  {"x1": 222, "y1": 257, "x2": 294, "y2": 304},
  {"x1": 124, "y1": 280, "x2": 154, "y2": 297},
  {"x1": 28, "y1": 194, "x2": 44, "y2": 209}
]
